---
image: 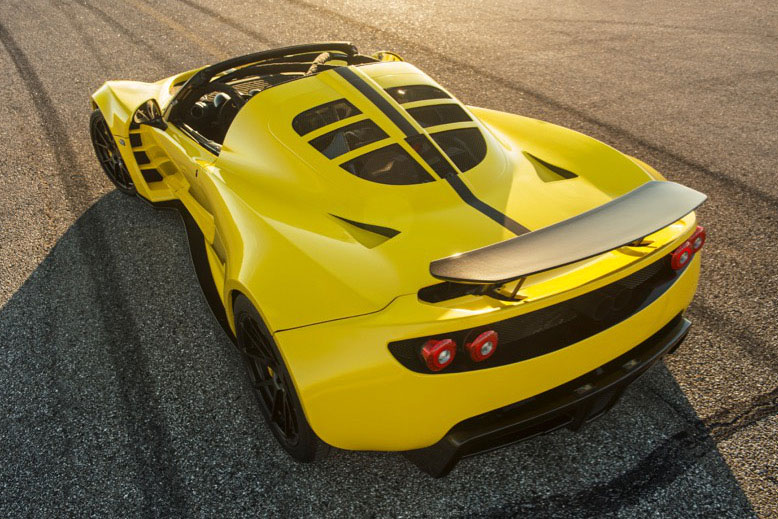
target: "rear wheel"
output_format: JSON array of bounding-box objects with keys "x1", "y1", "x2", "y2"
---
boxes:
[
  {"x1": 233, "y1": 295, "x2": 330, "y2": 462},
  {"x1": 90, "y1": 110, "x2": 136, "y2": 195}
]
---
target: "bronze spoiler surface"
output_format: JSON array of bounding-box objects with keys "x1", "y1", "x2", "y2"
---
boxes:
[{"x1": 430, "y1": 181, "x2": 707, "y2": 284}]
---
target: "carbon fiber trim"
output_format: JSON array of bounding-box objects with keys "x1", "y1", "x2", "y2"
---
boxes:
[
  {"x1": 403, "y1": 315, "x2": 691, "y2": 477},
  {"x1": 390, "y1": 255, "x2": 678, "y2": 374},
  {"x1": 430, "y1": 181, "x2": 707, "y2": 284}
]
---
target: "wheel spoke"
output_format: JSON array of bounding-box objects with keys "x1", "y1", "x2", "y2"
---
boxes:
[
  {"x1": 238, "y1": 314, "x2": 301, "y2": 443},
  {"x1": 245, "y1": 341, "x2": 271, "y2": 363},
  {"x1": 288, "y1": 397, "x2": 298, "y2": 434},
  {"x1": 256, "y1": 336, "x2": 279, "y2": 364},
  {"x1": 256, "y1": 341, "x2": 275, "y2": 363},
  {"x1": 244, "y1": 323, "x2": 275, "y2": 362},
  {"x1": 243, "y1": 358, "x2": 259, "y2": 382},
  {"x1": 92, "y1": 116, "x2": 131, "y2": 190},
  {"x1": 282, "y1": 401, "x2": 291, "y2": 437},
  {"x1": 111, "y1": 161, "x2": 121, "y2": 180},
  {"x1": 271, "y1": 388, "x2": 284, "y2": 422},
  {"x1": 253, "y1": 377, "x2": 274, "y2": 390},
  {"x1": 120, "y1": 166, "x2": 132, "y2": 187},
  {"x1": 283, "y1": 397, "x2": 295, "y2": 438},
  {"x1": 94, "y1": 133, "x2": 107, "y2": 148},
  {"x1": 246, "y1": 342, "x2": 270, "y2": 362},
  {"x1": 100, "y1": 124, "x2": 112, "y2": 143},
  {"x1": 245, "y1": 321, "x2": 264, "y2": 344}
]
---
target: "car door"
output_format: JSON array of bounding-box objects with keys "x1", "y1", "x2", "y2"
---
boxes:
[
  {"x1": 148, "y1": 122, "x2": 233, "y2": 299},
  {"x1": 151, "y1": 123, "x2": 215, "y2": 213}
]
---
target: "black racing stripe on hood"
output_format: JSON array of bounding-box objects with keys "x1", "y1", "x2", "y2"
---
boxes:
[
  {"x1": 446, "y1": 174, "x2": 529, "y2": 236},
  {"x1": 335, "y1": 66, "x2": 528, "y2": 236},
  {"x1": 334, "y1": 67, "x2": 418, "y2": 137}
]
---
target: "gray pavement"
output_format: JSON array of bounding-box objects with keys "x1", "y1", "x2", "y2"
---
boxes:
[{"x1": 0, "y1": 0, "x2": 775, "y2": 516}]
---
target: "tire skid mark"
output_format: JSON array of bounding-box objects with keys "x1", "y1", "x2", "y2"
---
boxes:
[
  {"x1": 705, "y1": 386, "x2": 778, "y2": 444},
  {"x1": 54, "y1": 1, "x2": 111, "y2": 74},
  {"x1": 285, "y1": 0, "x2": 778, "y2": 212},
  {"x1": 650, "y1": 382, "x2": 778, "y2": 443},
  {"x1": 0, "y1": 24, "x2": 88, "y2": 208},
  {"x1": 484, "y1": 16, "x2": 778, "y2": 42},
  {"x1": 76, "y1": 0, "x2": 179, "y2": 70},
  {"x1": 122, "y1": 0, "x2": 228, "y2": 60},
  {"x1": 481, "y1": 429, "x2": 717, "y2": 518},
  {"x1": 478, "y1": 383, "x2": 773, "y2": 518},
  {"x1": 172, "y1": 0, "x2": 277, "y2": 47},
  {"x1": 0, "y1": 20, "x2": 189, "y2": 516}
]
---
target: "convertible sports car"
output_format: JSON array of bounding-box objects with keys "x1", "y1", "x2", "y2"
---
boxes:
[{"x1": 90, "y1": 42, "x2": 706, "y2": 476}]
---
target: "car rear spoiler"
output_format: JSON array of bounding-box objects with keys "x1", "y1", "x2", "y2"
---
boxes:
[{"x1": 430, "y1": 181, "x2": 706, "y2": 285}]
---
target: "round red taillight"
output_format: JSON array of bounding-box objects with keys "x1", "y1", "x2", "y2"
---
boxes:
[
  {"x1": 690, "y1": 225, "x2": 706, "y2": 252},
  {"x1": 466, "y1": 330, "x2": 498, "y2": 362},
  {"x1": 421, "y1": 339, "x2": 457, "y2": 371},
  {"x1": 671, "y1": 242, "x2": 693, "y2": 270}
]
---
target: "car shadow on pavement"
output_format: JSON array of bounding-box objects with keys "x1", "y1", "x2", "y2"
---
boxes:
[{"x1": 0, "y1": 191, "x2": 756, "y2": 518}]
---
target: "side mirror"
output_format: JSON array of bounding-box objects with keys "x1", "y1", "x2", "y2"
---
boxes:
[{"x1": 133, "y1": 99, "x2": 168, "y2": 131}]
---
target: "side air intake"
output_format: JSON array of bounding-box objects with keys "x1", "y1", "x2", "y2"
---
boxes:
[
  {"x1": 331, "y1": 214, "x2": 400, "y2": 248},
  {"x1": 525, "y1": 152, "x2": 578, "y2": 182}
]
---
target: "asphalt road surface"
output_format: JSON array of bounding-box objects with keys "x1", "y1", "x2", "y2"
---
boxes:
[{"x1": 1, "y1": 0, "x2": 776, "y2": 517}]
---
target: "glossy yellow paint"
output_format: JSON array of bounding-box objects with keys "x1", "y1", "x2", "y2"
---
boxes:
[
  {"x1": 278, "y1": 252, "x2": 700, "y2": 450},
  {"x1": 92, "y1": 60, "x2": 702, "y2": 451},
  {"x1": 91, "y1": 67, "x2": 203, "y2": 202}
]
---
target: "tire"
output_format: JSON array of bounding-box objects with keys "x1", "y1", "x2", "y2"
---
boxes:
[
  {"x1": 233, "y1": 294, "x2": 330, "y2": 462},
  {"x1": 89, "y1": 109, "x2": 136, "y2": 195}
]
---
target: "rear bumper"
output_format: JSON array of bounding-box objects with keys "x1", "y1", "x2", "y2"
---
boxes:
[
  {"x1": 275, "y1": 253, "x2": 700, "y2": 451},
  {"x1": 403, "y1": 314, "x2": 691, "y2": 477}
]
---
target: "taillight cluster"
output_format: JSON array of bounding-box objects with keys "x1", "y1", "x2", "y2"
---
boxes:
[
  {"x1": 420, "y1": 331, "x2": 499, "y2": 372},
  {"x1": 670, "y1": 225, "x2": 706, "y2": 270},
  {"x1": 421, "y1": 339, "x2": 457, "y2": 371}
]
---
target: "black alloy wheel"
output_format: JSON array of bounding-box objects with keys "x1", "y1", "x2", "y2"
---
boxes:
[
  {"x1": 233, "y1": 295, "x2": 329, "y2": 461},
  {"x1": 240, "y1": 313, "x2": 300, "y2": 445},
  {"x1": 90, "y1": 110, "x2": 136, "y2": 194}
]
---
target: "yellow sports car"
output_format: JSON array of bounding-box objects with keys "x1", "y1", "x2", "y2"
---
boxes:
[{"x1": 90, "y1": 42, "x2": 707, "y2": 476}]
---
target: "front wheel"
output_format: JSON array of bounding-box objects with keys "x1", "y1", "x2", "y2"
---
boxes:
[
  {"x1": 89, "y1": 110, "x2": 136, "y2": 195},
  {"x1": 233, "y1": 295, "x2": 330, "y2": 462}
]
